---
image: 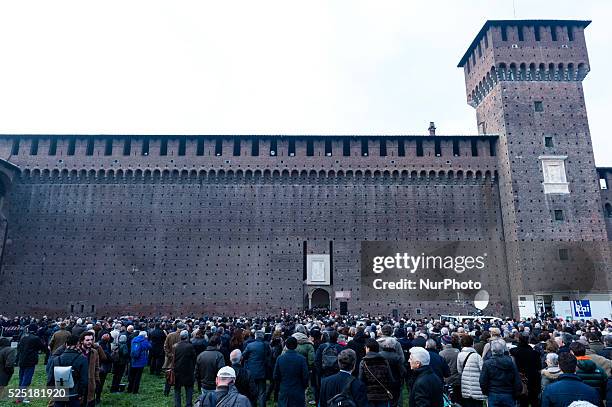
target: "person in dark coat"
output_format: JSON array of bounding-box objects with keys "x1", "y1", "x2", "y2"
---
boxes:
[
  {"x1": 408, "y1": 347, "x2": 444, "y2": 407},
  {"x1": 541, "y1": 352, "x2": 599, "y2": 407},
  {"x1": 149, "y1": 323, "x2": 167, "y2": 375},
  {"x1": 510, "y1": 333, "x2": 542, "y2": 407},
  {"x1": 0, "y1": 337, "x2": 17, "y2": 387},
  {"x1": 230, "y1": 349, "x2": 257, "y2": 406},
  {"x1": 16, "y1": 324, "x2": 46, "y2": 402},
  {"x1": 273, "y1": 336, "x2": 309, "y2": 407},
  {"x1": 110, "y1": 334, "x2": 130, "y2": 393},
  {"x1": 346, "y1": 327, "x2": 368, "y2": 377},
  {"x1": 198, "y1": 367, "x2": 251, "y2": 407},
  {"x1": 96, "y1": 333, "x2": 113, "y2": 404},
  {"x1": 320, "y1": 349, "x2": 368, "y2": 407},
  {"x1": 243, "y1": 330, "x2": 270, "y2": 407},
  {"x1": 425, "y1": 339, "x2": 450, "y2": 381},
  {"x1": 479, "y1": 339, "x2": 522, "y2": 407},
  {"x1": 46, "y1": 334, "x2": 89, "y2": 405},
  {"x1": 606, "y1": 377, "x2": 612, "y2": 407},
  {"x1": 379, "y1": 337, "x2": 406, "y2": 406},
  {"x1": 196, "y1": 335, "x2": 226, "y2": 391},
  {"x1": 359, "y1": 338, "x2": 395, "y2": 407},
  {"x1": 174, "y1": 330, "x2": 197, "y2": 407}
]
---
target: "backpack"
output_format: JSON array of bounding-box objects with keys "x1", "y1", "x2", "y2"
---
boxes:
[
  {"x1": 327, "y1": 376, "x2": 356, "y2": 407},
  {"x1": 131, "y1": 340, "x2": 142, "y2": 360},
  {"x1": 322, "y1": 344, "x2": 340, "y2": 371},
  {"x1": 53, "y1": 353, "x2": 81, "y2": 389}
]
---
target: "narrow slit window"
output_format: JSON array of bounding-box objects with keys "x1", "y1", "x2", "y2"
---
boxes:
[
  {"x1": 48, "y1": 139, "x2": 57, "y2": 156},
  {"x1": 544, "y1": 136, "x2": 554, "y2": 148},
  {"x1": 142, "y1": 139, "x2": 149, "y2": 156},
  {"x1": 251, "y1": 138, "x2": 259, "y2": 156},
  {"x1": 104, "y1": 139, "x2": 113, "y2": 156},
  {"x1": 196, "y1": 138, "x2": 204, "y2": 156},
  {"x1": 160, "y1": 139, "x2": 168, "y2": 156},
  {"x1": 379, "y1": 139, "x2": 387, "y2": 157},
  {"x1": 343, "y1": 139, "x2": 350, "y2": 156},
  {"x1": 178, "y1": 138, "x2": 186, "y2": 156},
  {"x1": 551, "y1": 26, "x2": 557, "y2": 41},
  {"x1": 67, "y1": 139, "x2": 75, "y2": 156},
  {"x1": 554, "y1": 209, "x2": 564, "y2": 221},
  {"x1": 453, "y1": 140, "x2": 460, "y2": 156},
  {"x1": 535, "y1": 26, "x2": 541, "y2": 41},
  {"x1": 30, "y1": 139, "x2": 39, "y2": 155},
  {"x1": 270, "y1": 139, "x2": 277, "y2": 156},
  {"x1": 489, "y1": 139, "x2": 496, "y2": 156},
  {"x1": 11, "y1": 139, "x2": 20, "y2": 155},
  {"x1": 123, "y1": 139, "x2": 131, "y2": 156},
  {"x1": 233, "y1": 139, "x2": 241, "y2": 156},
  {"x1": 306, "y1": 140, "x2": 314, "y2": 156},
  {"x1": 214, "y1": 139, "x2": 222, "y2": 156},
  {"x1": 567, "y1": 25, "x2": 574, "y2": 41},
  {"x1": 416, "y1": 140, "x2": 423, "y2": 157},
  {"x1": 471, "y1": 139, "x2": 479, "y2": 156},
  {"x1": 434, "y1": 140, "x2": 441, "y2": 157},
  {"x1": 86, "y1": 139, "x2": 94, "y2": 156},
  {"x1": 518, "y1": 26, "x2": 524, "y2": 41},
  {"x1": 361, "y1": 139, "x2": 368, "y2": 156},
  {"x1": 397, "y1": 139, "x2": 405, "y2": 157},
  {"x1": 325, "y1": 139, "x2": 332, "y2": 156},
  {"x1": 288, "y1": 139, "x2": 296, "y2": 156}
]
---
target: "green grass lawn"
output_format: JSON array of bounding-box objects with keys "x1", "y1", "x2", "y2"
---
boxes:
[{"x1": 1, "y1": 362, "x2": 411, "y2": 406}]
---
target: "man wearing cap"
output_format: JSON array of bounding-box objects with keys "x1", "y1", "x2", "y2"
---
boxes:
[
  {"x1": 198, "y1": 367, "x2": 251, "y2": 407},
  {"x1": 273, "y1": 336, "x2": 309, "y2": 407},
  {"x1": 408, "y1": 347, "x2": 443, "y2": 407},
  {"x1": 174, "y1": 330, "x2": 197, "y2": 407}
]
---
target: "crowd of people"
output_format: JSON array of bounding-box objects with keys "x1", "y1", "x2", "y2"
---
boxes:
[{"x1": 0, "y1": 312, "x2": 611, "y2": 407}]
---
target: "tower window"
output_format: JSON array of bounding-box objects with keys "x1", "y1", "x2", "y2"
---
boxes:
[
  {"x1": 11, "y1": 139, "x2": 20, "y2": 155},
  {"x1": 86, "y1": 139, "x2": 94, "y2": 156},
  {"x1": 544, "y1": 136, "x2": 554, "y2": 148},
  {"x1": 68, "y1": 139, "x2": 76, "y2": 155},
  {"x1": 325, "y1": 139, "x2": 332, "y2": 156},
  {"x1": 605, "y1": 203, "x2": 612, "y2": 217},
  {"x1": 342, "y1": 139, "x2": 350, "y2": 157},
  {"x1": 30, "y1": 139, "x2": 39, "y2": 155},
  {"x1": 567, "y1": 25, "x2": 574, "y2": 41},
  {"x1": 270, "y1": 139, "x2": 277, "y2": 156},
  {"x1": 470, "y1": 139, "x2": 479, "y2": 156},
  {"x1": 178, "y1": 137, "x2": 186, "y2": 156},
  {"x1": 361, "y1": 139, "x2": 368, "y2": 156},
  {"x1": 288, "y1": 139, "x2": 296, "y2": 156},
  {"x1": 534, "y1": 101, "x2": 544, "y2": 112},
  {"x1": 196, "y1": 138, "x2": 204, "y2": 156},
  {"x1": 397, "y1": 139, "x2": 405, "y2": 157},
  {"x1": 554, "y1": 209, "x2": 564, "y2": 221},
  {"x1": 141, "y1": 139, "x2": 149, "y2": 156},
  {"x1": 233, "y1": 139, "x2": 241, "y2": 156},
  {"x1": 379, "y1": 139, "x2": 387, "y2": 157},
  {"x1": 489, "y1": 139, "x2": 496, "y2": 156},
  {"x1": 48, "y1": 139, "x2": 57, "y2": 156},
  {"x1": 104, "y1": 139, "x2": 113, "y2": 156},
  {"x1": 251, "y1": 138, "x2": 259, "y2": 156},
  {"x1": 434, "y1": 140, "x2": 441, "y2": 157},
  {"x1": 123, "y1": 139, "x2": 131, "y2": 156},
  {"x1": 306, "y1": 140, "x2": 314, "y2": 156},
  {"x1": 416, "y1": 140, "x2": 423, "y2": 157},
  {"x1": 600, "y1": 178, "x2": 608, "y2": 190},
  {"x1": 160, "y1": 139, "x2": 168, "y2": 156},
  {"x1": 453, "y1": 140, "x2": 460, "y2": 156},
  {"x1": 558, "y1": 248, "x2": 569, "y2": 261},
  {"x1": 214, "y1": 139, "x2": 222, "y2": 156}
]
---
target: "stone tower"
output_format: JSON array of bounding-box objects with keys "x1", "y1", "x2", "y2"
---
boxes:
[{"x1": 459, "y1": 20, "x2": 610, "y2": 316}]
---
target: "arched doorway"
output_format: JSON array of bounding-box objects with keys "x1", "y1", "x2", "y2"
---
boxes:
[{"x1": 311, "y1": 288, "x2": 330, "y2": 310}]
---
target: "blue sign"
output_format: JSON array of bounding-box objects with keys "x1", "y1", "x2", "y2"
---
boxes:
[{"x1": 572, "y1": 300, "x2": 592, "y2": 318}]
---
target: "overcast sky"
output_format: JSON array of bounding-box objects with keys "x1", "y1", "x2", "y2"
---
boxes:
[{"x1": 0, "y1": 1, "x2": 610, "y2": 165}]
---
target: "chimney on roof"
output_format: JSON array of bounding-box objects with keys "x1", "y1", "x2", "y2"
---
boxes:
[{"x1": 428, "y1": 122, "x2": 436, "y2": 136}]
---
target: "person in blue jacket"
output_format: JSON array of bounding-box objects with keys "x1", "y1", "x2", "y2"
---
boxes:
[
  {"x1": 541, "y1": 352, "x2": 599, "y2": 407},
  {"x1": 127, "y1": 330, "x2": 152, "y2": 394}
]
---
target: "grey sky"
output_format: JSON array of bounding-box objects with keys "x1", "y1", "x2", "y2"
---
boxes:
[{"x1": 0, "y1": 1, "x2": 610, "y2": 165}]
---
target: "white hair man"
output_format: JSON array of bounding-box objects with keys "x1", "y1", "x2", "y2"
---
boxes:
[
  {"x1": 199, "y1": 367, "x2": 251, "y2": 407},
  {"x1": 408, "y1": 347, "x2": 443, "y2": 407}
]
